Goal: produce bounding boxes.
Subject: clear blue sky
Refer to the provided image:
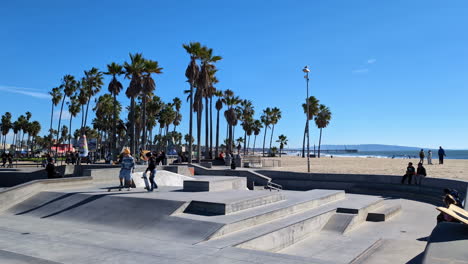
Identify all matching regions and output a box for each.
[1,0,467,149]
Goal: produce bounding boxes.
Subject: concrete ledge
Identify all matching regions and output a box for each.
[184,192,284,215]
[367,204,402,222]
[183,177,247,192]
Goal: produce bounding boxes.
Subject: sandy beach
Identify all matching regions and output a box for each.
[260,156,468,180]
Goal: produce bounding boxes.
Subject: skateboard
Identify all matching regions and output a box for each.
[107,186,130,192]
[142,172,150,191]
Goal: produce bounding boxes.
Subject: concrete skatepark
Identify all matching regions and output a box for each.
[0,164,467,263]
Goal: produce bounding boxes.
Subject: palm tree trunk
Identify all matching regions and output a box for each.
[196,109,201,163]
[68,117,73,152]
[204,97,209,159]
[49,102,54,152]
[262,127,268,157]
[130,97,135,155]
[55,96,66,156]
[112,93,117,161]
[243,130,247,155]
[142,95,147,150]
[228,125,233,154]
[188,84,193,164]
[247,135,251,154]
[215,109,220,159]
[318,128,323,158]
[253,135,257,155]
[269,124,275,151]
[209,97,213,159]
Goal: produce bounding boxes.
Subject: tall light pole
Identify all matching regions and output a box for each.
[303,66,311,173]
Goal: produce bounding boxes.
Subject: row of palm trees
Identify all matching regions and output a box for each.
[302,96,332,158]
[0,111,41,154]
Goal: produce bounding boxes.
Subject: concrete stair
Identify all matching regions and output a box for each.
[183,176,247,192]
[184,192,285,215]
[199,194,382,252]
[366,203,402,222]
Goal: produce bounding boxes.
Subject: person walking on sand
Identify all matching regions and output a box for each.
[415,162,427,185]
[145,152,158,191]
[119,148,135,191]
[438,146,446,164]
[419,149,425,164]
[427,150,433,165]
[401,162,416,185]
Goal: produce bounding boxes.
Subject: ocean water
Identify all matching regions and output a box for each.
[284,150,468,160]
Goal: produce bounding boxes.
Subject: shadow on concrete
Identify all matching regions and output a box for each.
[417,236,429,242]
[16,192,79,215]
[406,251,424,264]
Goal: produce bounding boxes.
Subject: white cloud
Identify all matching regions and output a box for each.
[367,59,377,64]
[352,68,369,74]
[0,85,50,99]
[53,110,71,121]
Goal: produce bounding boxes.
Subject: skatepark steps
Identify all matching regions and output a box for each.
[183,176,247,192]
[366,204,402,222]
[206,190,345,239]
[321,213,355,233]
[184,192,285,215]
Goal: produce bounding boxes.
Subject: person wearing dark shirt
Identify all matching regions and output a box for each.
[419,149,425,164]
[145,152,158,191]
[438,146,446,164]
[415,162,427,185]
[45,159,60,179]
[1,152,7,167]
[401,162,415,184]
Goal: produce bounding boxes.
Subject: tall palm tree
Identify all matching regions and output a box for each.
[105,62,124,160]
[261,107,272,156]
[269,107,282,151]
[223,90,239,154]
[239,100,254,155]
[124,53,145,155]
[81,68,103,132]
[29,121,41,152]
[315,104,332,158]
[183,42,202,163]
[141,59,163,149]
[24,111,32,155]
[12,121,20,153]
[56,75,78,156]
[67,95,81,151]
[146,95,163,146]
[276,134,288,157]
[172,97,182,132]
[214,91,224,158]
[1,112,12,151]
[16,115,26,152]
[302,96,320,157]
[49,87,62,152]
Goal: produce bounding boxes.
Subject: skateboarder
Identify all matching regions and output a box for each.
[145,152,158,191]
[119,148,135,191]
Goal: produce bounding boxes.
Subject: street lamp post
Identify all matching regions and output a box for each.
[303,66,311,173]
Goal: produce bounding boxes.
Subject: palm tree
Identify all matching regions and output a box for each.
[269,107,282,151]
[56,75,78,156]
[81,68,104,132]
[183,42,202,163]
[124,53,145,155]
[214,91,223,158]
[235,137,244,154]
[105,62,124,160]
[1,112,12,151]
[49,87,62,151]
[223,90,240,154]
[146,96,164,146]
[239,100,254,155]
[261,107,272,156]
[16,115,26,152]
[29,121,41,152]
[302,96,320,157]
[172,97,182,132]
[12,121,20,153]
[276,134,288,157]
[67,95,81,151]
[141,59,163,149]
[252,119,263,155]
[315,104,332,158]
[24,111,32,155]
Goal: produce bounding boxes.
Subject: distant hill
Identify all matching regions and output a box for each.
[319,144,422,151]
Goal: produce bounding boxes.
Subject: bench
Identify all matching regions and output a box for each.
[243,156,262,168]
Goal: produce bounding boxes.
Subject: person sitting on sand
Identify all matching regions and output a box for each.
[401,162,415,185]
[119,148,135,191]
[414,162,427,185]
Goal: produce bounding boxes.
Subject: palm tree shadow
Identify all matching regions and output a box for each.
[16,192,80,215]
[40,191,148,219]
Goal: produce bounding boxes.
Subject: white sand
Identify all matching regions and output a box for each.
[260,156,468,180]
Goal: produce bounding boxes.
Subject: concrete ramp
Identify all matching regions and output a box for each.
[8,191,222,243]
[132,170,195,188]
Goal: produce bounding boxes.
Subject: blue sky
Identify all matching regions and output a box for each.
[1,0,467,149]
